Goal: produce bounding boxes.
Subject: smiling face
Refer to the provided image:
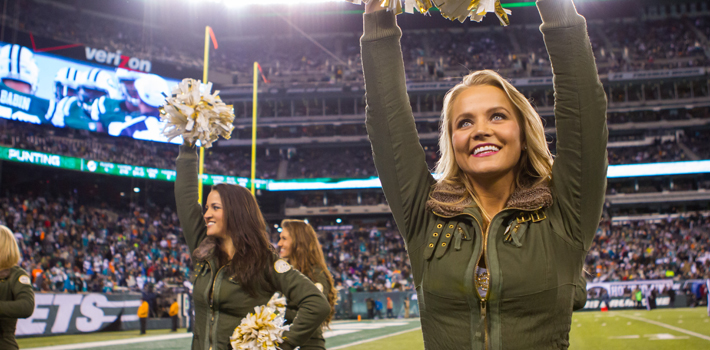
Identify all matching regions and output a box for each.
[450,85,524,183]
[277,229,293,259]
[203,191,226,238]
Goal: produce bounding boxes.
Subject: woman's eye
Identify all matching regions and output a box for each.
[458,120,472,128]
[492,113,506,121]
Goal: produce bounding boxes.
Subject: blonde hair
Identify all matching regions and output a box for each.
[0,225,20,269]
[434,70,554,224]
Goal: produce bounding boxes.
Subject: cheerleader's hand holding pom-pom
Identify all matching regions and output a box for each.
[160,78,235,148]
[229,293,290,350]
[350,0,511,26]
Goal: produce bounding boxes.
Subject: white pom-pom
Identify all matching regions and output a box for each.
[230,302,290,350]
[160,78,235,148]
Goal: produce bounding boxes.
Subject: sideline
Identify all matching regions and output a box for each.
[23,333,193,350]
[329,328,421,350]
[618,314,710,342]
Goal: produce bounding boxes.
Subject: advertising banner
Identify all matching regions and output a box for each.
[0,145,269,190]
[15,293,141,336]
[582,296,674,311]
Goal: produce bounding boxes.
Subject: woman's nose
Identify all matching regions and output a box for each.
[472,123,491,140]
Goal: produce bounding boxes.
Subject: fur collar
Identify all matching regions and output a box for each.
[426,180,553,217]
[193,237,219,262]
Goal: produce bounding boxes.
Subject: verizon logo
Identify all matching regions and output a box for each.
[85,47,152,72]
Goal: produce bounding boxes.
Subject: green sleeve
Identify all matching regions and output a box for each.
[573,274,587,311]
[314,269,332,297]
[0,269,35,318]
[538,0,608,251]
[175,144,207,253]
[284,307,297,325]
[284,268,331,324]
[273,264,330,349]
[361,10,435,247]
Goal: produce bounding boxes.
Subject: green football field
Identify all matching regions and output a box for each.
[18,308,710,350]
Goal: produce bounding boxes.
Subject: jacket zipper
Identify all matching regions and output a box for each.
[434,205,543,350]
[208,262,225,350]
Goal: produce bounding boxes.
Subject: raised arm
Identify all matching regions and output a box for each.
[175,144,207,253]
[540,0,608,250]
[274,266,330,350]
[361,6,435,245]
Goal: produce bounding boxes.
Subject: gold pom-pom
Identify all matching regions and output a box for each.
[230,294,290,350]
[345,0,511,26]
[159,78,235,148]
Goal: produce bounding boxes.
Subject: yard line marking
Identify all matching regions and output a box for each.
[23,333,193,350]
[329,328,421,350]
[618,315,710,342]
[645,333,689,340]
[609,335,639,339]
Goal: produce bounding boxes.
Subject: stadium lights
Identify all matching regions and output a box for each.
[133,187,141,193]
[222,0,340,6]
[208,0,540,8]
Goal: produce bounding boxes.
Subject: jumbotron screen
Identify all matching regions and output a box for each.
[0,42,181,143]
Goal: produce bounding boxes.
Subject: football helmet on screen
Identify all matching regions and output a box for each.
[0,44,40,94]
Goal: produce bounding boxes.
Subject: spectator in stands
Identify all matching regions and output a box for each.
[0,225,35,350]
[278,219,337,350]
[175,143,329,350]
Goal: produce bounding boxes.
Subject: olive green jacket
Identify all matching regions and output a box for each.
[0,266,35,350]
[284,267,331,349]
[361,1,607,349]
[175,145,330,350]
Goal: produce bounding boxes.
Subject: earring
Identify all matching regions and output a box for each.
[523,145,528,151]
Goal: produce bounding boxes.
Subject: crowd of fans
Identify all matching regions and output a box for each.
[3,189,708,301]
[3,118,710,179]
[0,190,410,295]
[1,192,189,296]
[586,215,710,283]
[285,192,387,208]
[14,1,710,83]
[607,140,688,165]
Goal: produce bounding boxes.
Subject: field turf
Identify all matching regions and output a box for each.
[18,308,710,350]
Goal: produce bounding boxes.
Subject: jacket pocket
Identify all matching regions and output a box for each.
[424,219,473,260]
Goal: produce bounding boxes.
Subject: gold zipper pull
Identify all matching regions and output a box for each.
[475,300,487,341]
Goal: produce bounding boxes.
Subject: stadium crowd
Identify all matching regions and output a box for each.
[15,1,710,83]
[0,192,190,295]
[3,118,709,179]
[0,190,411,295]
[586,215,710,282]
[2,189,708,301]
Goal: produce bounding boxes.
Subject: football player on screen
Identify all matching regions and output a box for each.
[50,68,119,132]
[50,66,92,130]
[0,44,55,125]
[105,74,178,143]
